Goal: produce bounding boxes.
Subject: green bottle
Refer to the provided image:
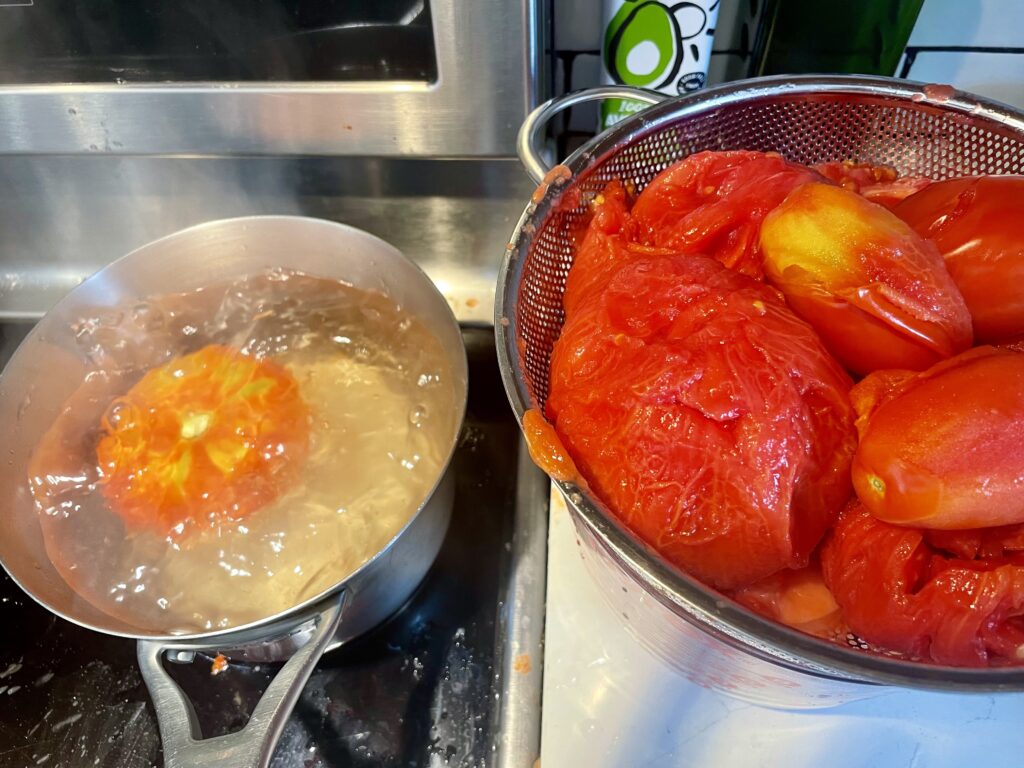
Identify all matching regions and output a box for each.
[749,0,926,76]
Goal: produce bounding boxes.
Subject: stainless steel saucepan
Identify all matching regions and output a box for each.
[0,216,468,767]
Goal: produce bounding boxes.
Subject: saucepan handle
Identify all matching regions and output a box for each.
[516,86,669,184]
[137,592,346,768]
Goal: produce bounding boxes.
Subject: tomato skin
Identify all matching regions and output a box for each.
[548,249,856,589]
[822,502,1024,666]
[895,176,1024,342]
[521,408,578,483]
[630,150,824,279]
[563,179,633,317]
[760,183,973,375]
[850,346,1024,530]
[925,523,1024,560]
[813,161,932,208]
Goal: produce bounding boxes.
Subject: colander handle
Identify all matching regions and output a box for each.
[517,86,668,183]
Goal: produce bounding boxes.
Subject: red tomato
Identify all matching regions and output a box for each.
[1001,338,1024,355]
[822,502,1024,666]
[895,176,1024,342]
[850,346,1024,530]
[94,345,309,536]
[760,182,973,375]
[732,562,845,638]
[813,161,932,208]
[547,248,856,589]
[562,179,676,316]
[630,150,824,279]
[925,524,1024,561]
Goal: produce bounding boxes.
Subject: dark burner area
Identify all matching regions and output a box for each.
[0,326,519,768]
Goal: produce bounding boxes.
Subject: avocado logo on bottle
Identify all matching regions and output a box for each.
[601,0,717,129]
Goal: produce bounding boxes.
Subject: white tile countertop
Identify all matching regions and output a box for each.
[541,487,1024,768]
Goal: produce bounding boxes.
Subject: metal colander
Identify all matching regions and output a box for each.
[496,75,1024,693]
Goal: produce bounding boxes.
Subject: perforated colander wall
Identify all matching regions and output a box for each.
[501,81,1024,680]
[515,91,1024,405]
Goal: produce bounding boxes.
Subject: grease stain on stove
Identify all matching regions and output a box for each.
[17,661,159,768]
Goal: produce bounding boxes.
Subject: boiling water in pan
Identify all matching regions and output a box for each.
[28,269,459,634]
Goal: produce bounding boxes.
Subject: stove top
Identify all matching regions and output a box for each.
[0,325,543,768]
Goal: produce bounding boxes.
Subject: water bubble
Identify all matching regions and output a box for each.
[408,404,428,427]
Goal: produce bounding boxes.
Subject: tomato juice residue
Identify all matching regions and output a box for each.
[531,164,573,204]
[513,653,533,674]
[733,565,844,639]
[557,184,583,212]
[522,408,577,483]
[923,83,955,102]
[210,654,228,675]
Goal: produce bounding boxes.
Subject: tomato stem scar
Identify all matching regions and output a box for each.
[868,475,886,496]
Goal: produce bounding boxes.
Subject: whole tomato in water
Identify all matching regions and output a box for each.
[822,502,1024,666]
[759,182,973,375]
[850,346,1024,530]
[630,150,824,279]
[895,175,1024,342]
[33,345,310,538]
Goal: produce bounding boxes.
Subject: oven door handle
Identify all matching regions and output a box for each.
[137,591,346,768]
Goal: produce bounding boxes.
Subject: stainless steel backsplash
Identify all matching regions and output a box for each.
[0,156,534,323]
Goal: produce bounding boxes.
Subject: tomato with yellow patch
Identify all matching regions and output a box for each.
[96,344,309,536]
[760,182,973,375]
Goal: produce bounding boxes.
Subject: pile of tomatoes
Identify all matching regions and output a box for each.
[545,150,1024,667]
